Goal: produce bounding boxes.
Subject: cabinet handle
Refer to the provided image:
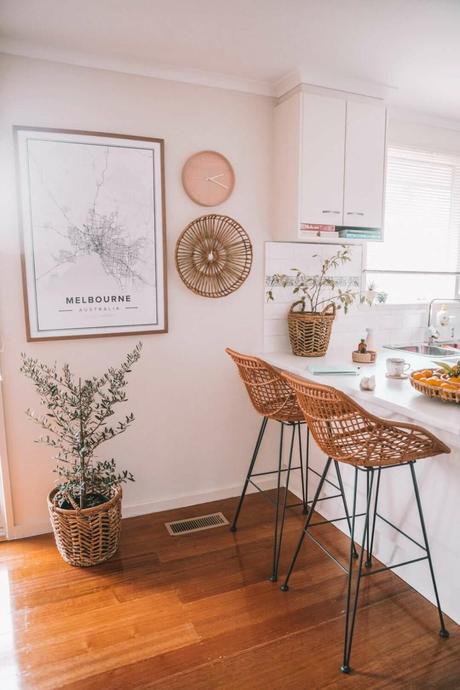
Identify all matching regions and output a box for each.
[322,210,341,214]
[346,212,365,216]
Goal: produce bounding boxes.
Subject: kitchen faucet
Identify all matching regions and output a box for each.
[427,298,460,343]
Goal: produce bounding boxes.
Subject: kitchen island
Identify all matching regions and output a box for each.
[262,348,460,625]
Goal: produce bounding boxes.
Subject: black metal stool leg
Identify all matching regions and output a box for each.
[230,416,268,532]
[271,423,296,582]
[334,460,358,559]
[297,424,310,514]
[409,462,449,639]
[270,422,285,581]
[341,468,375,674]
[281,457,332,592]
[365,466,381,568]
[297,423,305,511]
[365,471,371,561]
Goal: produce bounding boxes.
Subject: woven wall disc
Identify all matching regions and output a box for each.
[175,214,253,298]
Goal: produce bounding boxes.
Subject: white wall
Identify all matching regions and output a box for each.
[0,54,277,538]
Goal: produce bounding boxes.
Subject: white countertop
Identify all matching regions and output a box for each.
[261,348,460,439]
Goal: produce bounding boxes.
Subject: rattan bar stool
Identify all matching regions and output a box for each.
[226,348,356,582]
[279,372,451,674]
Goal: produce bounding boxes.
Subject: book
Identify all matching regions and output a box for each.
[339,233,380,240]
[339,227,382,239]
[300,223,336,232]
[307,363,360,375]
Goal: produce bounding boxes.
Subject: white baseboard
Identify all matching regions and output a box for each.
[6,477,277,540]
[122,476,276,518]
[9,521,53,539]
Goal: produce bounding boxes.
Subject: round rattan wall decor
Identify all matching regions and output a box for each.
[175,214,252,298]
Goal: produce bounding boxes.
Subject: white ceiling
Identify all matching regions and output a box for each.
[1,0,460,121]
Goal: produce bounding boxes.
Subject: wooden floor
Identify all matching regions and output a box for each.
[1,491,459,689]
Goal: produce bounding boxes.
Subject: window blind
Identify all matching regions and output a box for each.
[366,146,460,275]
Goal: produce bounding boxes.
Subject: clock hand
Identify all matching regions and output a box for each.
[205,173,225,181]
[206,177,229,190]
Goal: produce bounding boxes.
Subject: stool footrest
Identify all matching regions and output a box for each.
[361,555,428,577]
[376,512,427,552]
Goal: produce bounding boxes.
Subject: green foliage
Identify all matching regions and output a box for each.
[20,343,142,509]
[434,360,460,377]
[266,246,369,314]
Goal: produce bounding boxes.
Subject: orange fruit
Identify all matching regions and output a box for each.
[425,377,443,387]
[420,369,433,378]
[441,383,458,391]
[412,369,431,381]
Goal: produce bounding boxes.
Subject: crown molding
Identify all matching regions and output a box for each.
[0,38,274,97]
[273,68,397,100]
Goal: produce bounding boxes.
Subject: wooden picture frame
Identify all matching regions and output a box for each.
[14,126,168,341]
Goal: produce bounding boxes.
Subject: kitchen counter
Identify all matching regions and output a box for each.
[262,348,460,442]
[259,347,460,625]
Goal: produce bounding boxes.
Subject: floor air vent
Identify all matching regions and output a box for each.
[165,512,229,536]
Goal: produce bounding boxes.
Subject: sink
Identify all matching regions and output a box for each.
[383,343,460,358]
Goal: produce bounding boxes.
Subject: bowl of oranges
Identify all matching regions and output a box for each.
[410,361,460,403]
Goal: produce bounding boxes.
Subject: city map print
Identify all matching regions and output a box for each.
[17,129,166,339]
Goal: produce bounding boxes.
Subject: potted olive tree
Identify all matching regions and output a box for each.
[266,247,366,357]
[20,342,142,567]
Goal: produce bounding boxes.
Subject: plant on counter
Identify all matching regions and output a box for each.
[265,247,370,357]
[366,280,388,305]
[266,246,367,314]
[20,343,142,567]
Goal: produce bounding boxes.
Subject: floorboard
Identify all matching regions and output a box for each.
[0,491,458,689]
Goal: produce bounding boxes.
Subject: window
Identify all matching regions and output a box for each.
[366,146,460,303]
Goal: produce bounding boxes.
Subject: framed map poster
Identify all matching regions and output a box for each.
[15,127,167,340]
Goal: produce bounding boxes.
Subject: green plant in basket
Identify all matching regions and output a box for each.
[266,246,369,314]
[20,342,142,510]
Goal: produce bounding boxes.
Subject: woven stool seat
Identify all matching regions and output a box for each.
[283,375,449,467]
[225,349,304,422]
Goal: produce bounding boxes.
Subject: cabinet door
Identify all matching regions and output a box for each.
[300,94,346,226]
[344,101,386,228]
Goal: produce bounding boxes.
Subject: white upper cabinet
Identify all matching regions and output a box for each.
[273,88,387,241]
[300,94,346,225]
[343,101,386,228]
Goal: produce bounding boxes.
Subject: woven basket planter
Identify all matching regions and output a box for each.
[47,487,122,567]
[287,302,336,357]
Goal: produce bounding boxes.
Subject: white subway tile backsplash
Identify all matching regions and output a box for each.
[264,301,291,319]
[264,335,290,353]
[264,286,293,305]
[264,319,289,337]
[405,312,426,328]
[265,258,300,277]
[265,242,296,260]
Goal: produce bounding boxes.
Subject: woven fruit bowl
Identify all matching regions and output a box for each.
[410,366,460,404]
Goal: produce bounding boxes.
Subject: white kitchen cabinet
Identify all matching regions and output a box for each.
[273,87,386,240]
[343,100,386,228]
[300,94,346,225]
